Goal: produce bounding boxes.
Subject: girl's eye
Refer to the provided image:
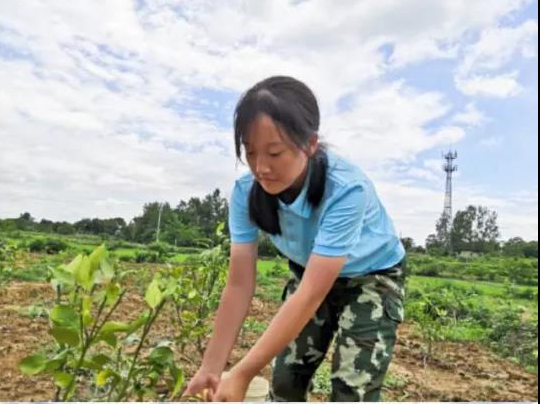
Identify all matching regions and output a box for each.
[270,152,283,157]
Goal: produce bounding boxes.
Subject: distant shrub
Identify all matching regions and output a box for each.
[175,247,203,255]
[488,307,538,369]
[418,263,440,277]
[28,238,68,254]
[148,242,174,256]
[118,254,135,263]
[135,250,164,264]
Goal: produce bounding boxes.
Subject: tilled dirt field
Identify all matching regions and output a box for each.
[0,281,538,402]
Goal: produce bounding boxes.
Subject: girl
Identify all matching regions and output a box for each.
[182,76,406,402]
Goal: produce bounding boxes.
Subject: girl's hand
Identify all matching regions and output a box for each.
[182,368,220,400]
[212,369,251,402]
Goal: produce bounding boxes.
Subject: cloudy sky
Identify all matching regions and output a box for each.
[0,0,538,245]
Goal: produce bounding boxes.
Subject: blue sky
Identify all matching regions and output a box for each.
[0,0,537,245]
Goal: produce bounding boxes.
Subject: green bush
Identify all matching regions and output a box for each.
[135,251,164,264]
[418,263,440,277]
[408,253,538,286]
[118,254,135,263]
[488,306,538,370]
[175,246,203,254]
[148,242,174,257]
[28,238,68,254]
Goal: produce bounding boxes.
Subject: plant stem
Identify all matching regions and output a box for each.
[114,300,166,402]
[60,290,126,401]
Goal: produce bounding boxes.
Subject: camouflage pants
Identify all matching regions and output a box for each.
[269,260,405,402]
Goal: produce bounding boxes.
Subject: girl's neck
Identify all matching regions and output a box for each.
[278,161,309,205]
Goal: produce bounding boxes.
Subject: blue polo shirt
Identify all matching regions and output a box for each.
[228,150,405,277]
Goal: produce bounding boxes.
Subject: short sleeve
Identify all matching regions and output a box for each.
[228,180,259,244]
[312,184,367,257]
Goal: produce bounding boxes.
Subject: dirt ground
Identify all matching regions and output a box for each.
[0,281,538,402]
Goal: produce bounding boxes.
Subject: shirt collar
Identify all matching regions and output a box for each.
[278,162,313,219]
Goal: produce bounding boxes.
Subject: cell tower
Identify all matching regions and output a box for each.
[443,151,458,222]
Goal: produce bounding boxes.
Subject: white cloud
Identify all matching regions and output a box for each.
[452,103,489,126]
[456,19,538,97]
[322,81,463,169]
[456,71,524,98]
[0,0,537,245]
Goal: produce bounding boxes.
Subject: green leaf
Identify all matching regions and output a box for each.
[19,354,47,375]
[75,256,93,291]
[96,369,112,387]
[148,346,174,366]
[91,354,111,368]
[44,358,64,372]
[50,305,79,328]
[101,321,130,334]
[105,283,121,307]
[53,371,73,389]
[145,279,163,309]
[50,326,80,347]
[96,332,117,348]
[51,267,75,285]
[82,296,94,327]
[169,365,185,399]
[216,221,225,237]
[163,282,177,298]
[188,290,198,300]
[100,259,115,282]
[89,245,107,271]
[64,254,83,274]
[127,312,149,335]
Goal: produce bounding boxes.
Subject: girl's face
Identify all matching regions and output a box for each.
[243,114,318,195]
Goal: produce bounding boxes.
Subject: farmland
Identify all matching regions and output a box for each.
[0,231,538,402]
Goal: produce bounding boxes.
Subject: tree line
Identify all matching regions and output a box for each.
[1,198,537,258]
[0,189,229,247]
[401,205,538,258]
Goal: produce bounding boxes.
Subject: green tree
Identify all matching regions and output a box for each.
[503,237,528,257]
[524,241,539,258]
[400,237,415,252]
[426,234,445,256]
[16,212,36,231]
[451,206,500,254]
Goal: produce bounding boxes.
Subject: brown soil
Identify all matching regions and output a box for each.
[0,281,538,402]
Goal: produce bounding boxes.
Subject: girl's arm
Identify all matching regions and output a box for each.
[231,253,346,380]
[200,243,258,374]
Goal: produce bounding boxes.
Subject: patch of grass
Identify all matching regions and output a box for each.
[242,318,267,334]
[11,263,49,282]
[17,303,50,319]
[168,253,192,264]
[256,259,290,302]
[408,276,538,316]
[311,361,332,397]
[381,371,412,402]
[440,323,488,342]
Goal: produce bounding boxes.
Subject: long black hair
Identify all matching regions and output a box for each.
[234,76,328,235]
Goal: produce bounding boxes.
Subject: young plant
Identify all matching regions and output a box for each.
[167,223,228,358]
[0,238,15,290]
[408,297,447,366]
[18,245,184,402]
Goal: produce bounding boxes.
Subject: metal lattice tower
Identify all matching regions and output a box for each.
[443,151,458,222]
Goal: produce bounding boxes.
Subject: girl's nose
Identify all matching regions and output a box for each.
[256,157,271,175]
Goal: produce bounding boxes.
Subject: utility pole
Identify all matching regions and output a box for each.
[442,151,458,252]
[156,203,165,243]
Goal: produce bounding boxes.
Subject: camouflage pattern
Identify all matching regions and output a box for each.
[269,261,405,402]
